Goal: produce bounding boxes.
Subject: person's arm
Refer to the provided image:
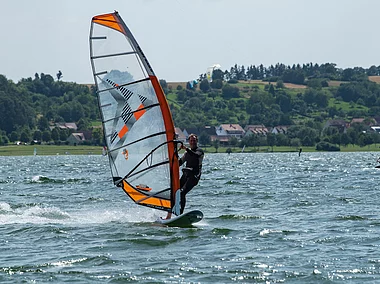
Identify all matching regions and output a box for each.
[178,146,187,166]
[185,147,203,157]
[179,155,185,166]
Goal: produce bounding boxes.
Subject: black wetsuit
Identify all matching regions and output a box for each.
[178,146,204,214]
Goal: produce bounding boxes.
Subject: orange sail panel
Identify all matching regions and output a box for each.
[133,104,146,120]
[118,125,129,139]
[89,11,180,214]
[122,181,171,210]
[92,13,125,34]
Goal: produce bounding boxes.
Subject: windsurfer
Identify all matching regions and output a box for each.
[165,134,204,219]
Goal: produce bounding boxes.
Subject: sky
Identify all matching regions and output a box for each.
[1,0,379,84]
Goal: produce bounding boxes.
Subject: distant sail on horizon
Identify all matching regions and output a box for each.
[89,11,181,214]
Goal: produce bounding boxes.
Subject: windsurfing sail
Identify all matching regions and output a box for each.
[89,11,181,214]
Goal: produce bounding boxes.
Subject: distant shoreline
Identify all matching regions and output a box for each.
[0,145,103,156]
[0,144,380,156]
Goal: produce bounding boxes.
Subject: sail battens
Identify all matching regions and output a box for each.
[90,11,180,213]
[126,160,170,180]
[123,131,167,148]
[106,131,167,155]
[102,103,160,124]
[94,71,108,76]
[97,77,150,94]
[90,36,107,40]
[135,187,171,204]
[116,77,151,88]
[100,103,112,108]
[91,51,136,60]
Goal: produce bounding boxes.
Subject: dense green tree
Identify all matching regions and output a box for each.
[77,118,91,131]
[282,69,305,84]
[199,132,210,146]
[202,99,214,112]
[199,79,210,93]
[0,93,35,134]
[222,84,240,99]
[51,128,60,142]
[9,131,19,142]
[211,69,224,81]
[71,102,85,121]
[216,109,233,122]
[228,136,238,147]
[316,141,340,151]
[357,135,366,147]
[177,89,186,102]
[183,97,202,112]
[38,116,49,131]
[210,79,223,89]
[91,128,103,145]
[276,80,284,89]
[336,83,360,102]
[2,135,9,145]
[340,133,350,147]
[268,84,275,95]
[59,128,69,141]
[267,133,276,151]
[301,135,313,146]
[346,128,359,146]
[307,79,323,89]
[20,130,31,143]
[33,130,42,141]
[57,103,71,122]
[159,79,168,93]
[276,93,291,113]
[314,91,329,108]
[290,138,301,148]
[42,130,51,142]
[213,139,220,153]
[330,133,341,145]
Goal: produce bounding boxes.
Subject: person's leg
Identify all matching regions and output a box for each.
[180,177,198,214]
[165,174,187,219]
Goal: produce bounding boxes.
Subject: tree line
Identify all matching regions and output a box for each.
[1,61,380,149]
[165,62,380,150]
[209,62,379,83]
[0,73,99,145]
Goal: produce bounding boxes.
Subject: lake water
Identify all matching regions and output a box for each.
[1,152,380,283]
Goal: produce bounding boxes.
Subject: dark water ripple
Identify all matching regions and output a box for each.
[1,153,380,282]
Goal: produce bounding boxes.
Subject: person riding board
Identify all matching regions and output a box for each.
[165,133,204,219]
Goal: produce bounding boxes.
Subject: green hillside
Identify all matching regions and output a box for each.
[1,62,380,150]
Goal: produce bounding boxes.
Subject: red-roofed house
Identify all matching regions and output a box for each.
[54,122,78,131]
[216,124,245,138]
[244,124,269,136]
[67,133,86,146]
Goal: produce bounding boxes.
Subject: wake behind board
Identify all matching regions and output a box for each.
[156,210,203,227]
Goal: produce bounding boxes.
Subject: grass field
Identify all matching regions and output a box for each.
[206,144,380,153]
[0,145,103,156]
[1,144,380,156]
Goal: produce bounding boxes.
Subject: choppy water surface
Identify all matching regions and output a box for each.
[1,152,380,283]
